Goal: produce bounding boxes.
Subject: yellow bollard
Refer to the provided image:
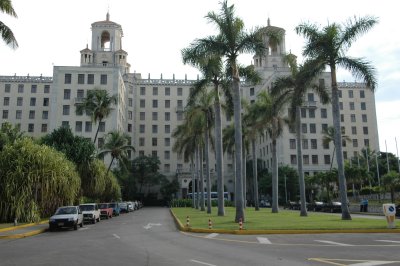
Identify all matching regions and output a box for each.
[208,218,212,229]
[186,216,190,227]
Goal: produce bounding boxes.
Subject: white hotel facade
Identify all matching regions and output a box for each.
[0,14,379,198]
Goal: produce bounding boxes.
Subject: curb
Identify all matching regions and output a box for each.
[0,228,47,239]
[169,209,400,235]
[0,220,48,233]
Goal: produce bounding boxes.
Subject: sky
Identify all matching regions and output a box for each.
[1,0,400,155]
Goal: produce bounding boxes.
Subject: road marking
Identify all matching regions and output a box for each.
[112,234,120,239]
[376,240,400,244]
[143,223,162,230]
[257,237,272,244]
[79,227,89,231]
[205,233,219,239]
[309,258,399,266]
[190,259,217,266]
[315,240,353,246]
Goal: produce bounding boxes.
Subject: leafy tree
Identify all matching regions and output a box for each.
[296,15,378,220]
[131,155,161,194]
[76,89,117,144]
[0,121,24,151]
[160,178,180,203]
[382,171,400,203]
[0,0,18,48]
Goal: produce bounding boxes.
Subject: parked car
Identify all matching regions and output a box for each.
[396,204,400,218]
[98,203,113,219]
[108,202,120,216]
[49,206,83,231]
[259,200,271,208]
[79,203,101,224]
[324,201,342,213]
[308,201,325,212]
[127,202,134,212]
[119,202,128,213]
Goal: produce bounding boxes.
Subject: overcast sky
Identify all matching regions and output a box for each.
[1,0,399,155]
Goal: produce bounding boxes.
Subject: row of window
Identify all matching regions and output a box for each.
[3,84,50,94]
[64,73,107,85]
[338,89,365,99]
[3,97,49,107]
[140,86,184,97]
[139,137,171,147]
[3,110,49,120]
[139,112,183,121]
[339,102,367,111]
[139,124,171,134]
[289,137,370,150]
[139,99,183,109]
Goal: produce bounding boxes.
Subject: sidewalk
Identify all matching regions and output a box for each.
[0,221,48,239]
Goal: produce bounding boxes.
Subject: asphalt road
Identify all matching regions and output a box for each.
[1,207,400,266]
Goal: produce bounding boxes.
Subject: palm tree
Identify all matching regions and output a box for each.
[0,0,18,49]
[76,89,117,144]
[322,126,351,171]
[98,131,134,175]
[271,54,330,216]
[187,0,280,222]
[296,16,378,220]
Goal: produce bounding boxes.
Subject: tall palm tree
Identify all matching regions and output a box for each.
[98,131,134,175]
[0,0,18,49]
[296,16,378,220]
[271,54,330,216]
[186,0,280,222]
[76,89,117,144]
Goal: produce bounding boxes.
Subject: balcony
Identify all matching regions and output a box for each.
[304,101,317,108]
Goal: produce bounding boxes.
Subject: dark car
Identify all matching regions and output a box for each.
[396,205,400,217]
[308,201,325,212]
[324,201,342,213]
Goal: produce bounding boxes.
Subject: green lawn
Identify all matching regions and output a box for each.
[172,207,390,230]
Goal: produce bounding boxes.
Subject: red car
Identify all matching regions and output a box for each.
[98,203,113,219]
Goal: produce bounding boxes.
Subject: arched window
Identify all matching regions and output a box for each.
[101,31,110,51]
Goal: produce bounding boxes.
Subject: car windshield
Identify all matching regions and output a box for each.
[79,205,94,211]
[109,203,116,208]
[120,203,127,207]
[55,207,77,215]
[99,204,108,209]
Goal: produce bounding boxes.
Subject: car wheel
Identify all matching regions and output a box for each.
[97,217,100,222]
[80,221,83,228]
[74,222,78,230]
[92,218,96,224]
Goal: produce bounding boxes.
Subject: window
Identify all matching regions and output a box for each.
[341,126,345,134]
[349,102,355,110]
[321,108,327,119]
[342,139,347,147]
[341,114,344,122]
[165,138,170,147]
[351,114,356,122]
[87,74,94,84]
[301,123,307,133]
[140,87,146,95]
[312,155,318,164]
[75,121,82,132]
[43,98,49,106]
[41,124,47,133]
[64,74,72,84]
[360,90,365,98]
[311,139,317,149]
[139,150,145,156]
[78,74,85,84]
[290,155,297,165]
[307,93,314,102]
[30,97,36,106]
[303,155,309,165]
[139,124,145,133]
[16,110,22,119]
[339,102,343,110]
[139,137,145,146]
[348,90,354,98]
[5,84,11,93]
[361,102,366,110]
[128,124,132,132]
[128,111,133,120]
[28,124,34,133]
[17,97,23,106]
[322,123,328,133]
[302,139,308,149]
[64,89,71,100]
[165,87,170,96]
[310,123,316,133]
[289,139,296,149]
[153,87,158,96]
[301,108,306,118]
[309,109,315,118]
[362,114,368,122]
[324,155,330,165]
[343,151,347,160]
[165,125,170,134]
[3,97,9,106]
[165,100,170,108]
[177,112,183,121]
[152,112,158,121]
[85,122,92,132]
[18,84,24,93]
[323,140,329,149]
[364,139,370,147]
[363,127,369,135]
[128,98,133,107]
[152,100,158,108]
[164,151,170,160]
[42,111,48,119]
[31,84,37,93]
[177,87,183,96]
[99,122,105,132]
[164,164,170,172]
[140,112,145,120]
[62,121,69,128]
[152,138,158,146]
[352,139,358,147]
[2,110,8,119]
[63,105,70,115]
[351,126,357,134]
[29,110,35,119]
[98,138,104,149]
[165,112,170,121]
[250,87,255,96]
[100,74,107,85]
[140,99,145,108]
[44,85,50,93]
[152,125,158,134]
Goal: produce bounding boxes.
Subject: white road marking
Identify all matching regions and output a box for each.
[79,227,89,231]
[376,240,400,244]
[348,261,397,266]
[257,237,272,244]
[315,240,353,246]
[143,223,162,229]
[190,259,217,266]
[112,234,120,239]
[205,233,219,239]
[309,258,399,265]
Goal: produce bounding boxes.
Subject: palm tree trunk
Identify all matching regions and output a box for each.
[106,157,114,175]
[214,100,225,216]
[242,148,247,208]
[205,128,212,214]
[195,148,200,209]
[252,139,259,211]
[271,138,279,213]
[199,144,205,211]
[191,158,196,208]
[331,69,351,220]
[233,75,244,223]
[330,146,336,171]
[296,107,307,216]
[94,119,102,144]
